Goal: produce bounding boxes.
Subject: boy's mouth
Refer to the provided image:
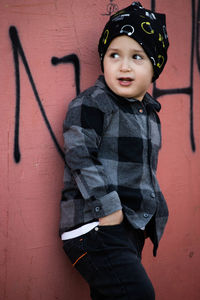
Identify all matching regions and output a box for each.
[118,77,134,86]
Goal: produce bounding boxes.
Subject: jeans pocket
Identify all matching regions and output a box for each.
[63,235,98,284]
[63,237,87,266]
[97,222,132,250]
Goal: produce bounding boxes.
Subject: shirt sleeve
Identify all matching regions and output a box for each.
[63,95,122,219]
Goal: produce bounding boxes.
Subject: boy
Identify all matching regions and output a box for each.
[60,2,169,299]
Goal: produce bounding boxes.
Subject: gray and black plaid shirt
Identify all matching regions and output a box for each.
[60,75,168,255]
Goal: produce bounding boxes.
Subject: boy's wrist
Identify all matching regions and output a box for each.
[99,209,123,226]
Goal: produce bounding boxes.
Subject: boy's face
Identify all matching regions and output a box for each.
[103,35,153,101]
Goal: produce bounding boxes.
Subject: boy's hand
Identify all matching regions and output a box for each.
[99,209,123,226]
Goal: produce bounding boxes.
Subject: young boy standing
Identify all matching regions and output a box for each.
[60,2,169,299]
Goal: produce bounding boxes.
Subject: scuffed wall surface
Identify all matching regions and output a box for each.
[0,0,200,299]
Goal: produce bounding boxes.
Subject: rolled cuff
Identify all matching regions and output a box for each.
[91,191,122,218]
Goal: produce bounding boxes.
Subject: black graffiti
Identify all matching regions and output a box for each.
[51,55,80,96]
[102,0,118,16]
[9,26,80,163]
[197,0,200,73]
[152,0,199,152]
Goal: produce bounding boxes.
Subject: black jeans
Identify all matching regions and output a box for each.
[63,221,155,300]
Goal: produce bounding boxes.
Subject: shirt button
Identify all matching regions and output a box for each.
[139,108,143,113]
[95,227,99,231]
[151,192,155,198]
[143,213,149,218]
[94,206,101,213]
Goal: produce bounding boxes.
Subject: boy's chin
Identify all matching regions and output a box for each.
[115,91,143,101]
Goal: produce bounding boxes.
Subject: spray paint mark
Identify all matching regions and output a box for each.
[189,251,194,258]
[196,0,200,74]
[9,26,80,163]
[152,0,198,152]
[51,54,80,96]
[102,0,119,16]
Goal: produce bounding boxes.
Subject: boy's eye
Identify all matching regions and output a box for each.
[133,54,143,60]
[110,53,119,58]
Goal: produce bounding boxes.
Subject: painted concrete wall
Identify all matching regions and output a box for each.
[0,0,200,299]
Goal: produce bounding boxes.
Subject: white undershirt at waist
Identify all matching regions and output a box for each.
[61,221,99,240]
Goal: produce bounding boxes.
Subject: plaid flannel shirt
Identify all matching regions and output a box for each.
[60,75,168,255]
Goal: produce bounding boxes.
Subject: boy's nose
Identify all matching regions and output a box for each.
[120,59,131,72]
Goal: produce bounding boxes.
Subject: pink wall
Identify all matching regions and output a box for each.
[1,0,200,299]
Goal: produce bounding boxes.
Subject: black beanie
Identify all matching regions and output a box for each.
[98,2,169,81]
